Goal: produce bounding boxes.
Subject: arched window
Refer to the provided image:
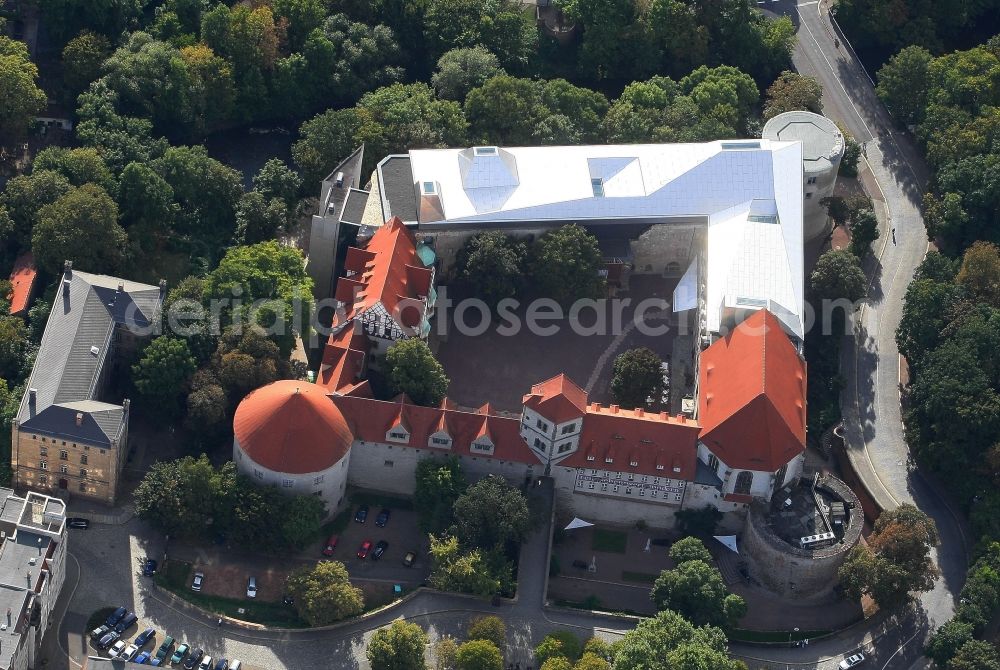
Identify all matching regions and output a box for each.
[734,471,753,495]
[708,454,720,473]
[773,464,788,493]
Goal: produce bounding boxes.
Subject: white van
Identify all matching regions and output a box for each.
[229,662,242,670]
[199,655,213,670]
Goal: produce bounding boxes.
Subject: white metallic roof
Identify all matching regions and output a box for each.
[406,140,804,338]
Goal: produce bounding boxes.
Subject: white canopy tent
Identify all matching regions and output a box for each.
[564,518,595,531]
[714,535,739,554]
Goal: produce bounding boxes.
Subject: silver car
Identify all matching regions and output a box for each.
[839,653,865,669]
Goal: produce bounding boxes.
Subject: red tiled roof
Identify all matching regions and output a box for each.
[318,325,370,394]
[234,380,353,474]
[723,493,753,504]
[8,252,36,316]
[698,310,806,473]
[334,216,432,331]
[331,394,540,465]
[561,404,701,479]
[522,374,588,424]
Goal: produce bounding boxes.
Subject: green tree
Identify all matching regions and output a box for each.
[839,127,862,178]
[367,619,428,670]
[0,315,32,384]
[809,249,867,303]
[536,632,581,663]
[610,347,665,410]
[292,107,367,186]
[613,609,743,670]
[1,170,72,249]
[949,640,1000,670]
[286,560,364,625]
[895,278,961,369]
[272,0,326,52]
[179,43,237,136]
[432,47,504,101]
[254,159,302,211]
[280,494,327,547]
[0,36,48,143]
[151,145,243,243]
[234,191,287,245]
[876,45,933,126]
[763,71,823,119]
[414,456,467,534]
[467,616,506,651]
[428,534,501,596]
[133,455,221,536]
[75,80,169,173]
[32,147,115,191]
[116,162,178,246]
[849,208,880,258]
[434,638,458,670]
[132,336,197,419]
[384,338,449,407]
[675,506,723,538]
[62,30,112,96]
[574,653,611,670]
[651,560,746,627]
[213,327,291,402]
[310,14,405,107]
[454,640,503,670]
[669,537,713,565]
[925,619,975,667]
[0,379,20,484]
[453,231,526,305]
[528,225,604,306]
[453,476,530,549]
[957,241,1000,305]
[186,371,229,437]
[423,0,536,71]
[356,82,468,160]
[839,504,939,611]
[557,0,636,80]
[32,183,127,275]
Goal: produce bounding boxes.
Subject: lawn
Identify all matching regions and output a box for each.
[621,571,659,584]
[591,529,628,554]
[154,559,306,628]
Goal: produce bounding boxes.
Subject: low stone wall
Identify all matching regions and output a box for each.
[741,475,862,597]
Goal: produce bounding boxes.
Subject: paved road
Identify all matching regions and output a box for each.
[735,0,969,667]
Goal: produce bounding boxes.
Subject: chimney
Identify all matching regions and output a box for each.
[610,405,619,414]
[635,408,644,417]
[63,260,72,278]
[122,399,130,415]
[28,389,36,404]
[75,412,83,427]
[660,411,669,420]
[159,279,167,294]
[676,413,685,423]
[590,402,600,411]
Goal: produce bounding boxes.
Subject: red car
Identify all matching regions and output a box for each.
[322,535,339,557]
[357,540,373,559]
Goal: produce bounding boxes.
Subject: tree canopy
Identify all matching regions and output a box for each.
[528,225,604,306]
[809,249,868,303]
[0,36,47,143]
[384,338,450,407]
[367,620,428,670]
[610,347,665,410]
[286,560,364,625]
[32,183,127,274]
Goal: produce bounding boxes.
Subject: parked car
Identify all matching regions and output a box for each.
[121,644,140,661]
[246,577,257,599]
[142,558,158,576]
[171,643,190,664]
[66,517,90,529]
[199,655,214,670]
[191,572,204,592]
[354,505,369,523]
[104,607,127,628]
[135,651,152,664]
[134,627,155,648]
[155,635,175,660]
[114,612,137,634]
[839,653,865,669]
[402,551,416,567]
[214,659,229,670]
[110,640,127,657]
[374,508,390,527]
[151,658,164,666]
[322,535,339,556]
[229,661,241,670]
[357,540,373,559]
[183,648,204,670]
[90,624,110,640]
[97,630,120,650]
[372,540,388,560]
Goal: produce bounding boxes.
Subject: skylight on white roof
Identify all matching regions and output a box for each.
[720,141,761,150]
[591,178,605,197]
[473,146,498,156]
[421,181,437,195]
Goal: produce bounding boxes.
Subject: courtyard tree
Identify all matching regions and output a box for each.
[675,505,723,538]
[809,249,867,303]
[367,619,428,670]
[0,314,32,384]
[468,616,506,650]
[414,456,467,534]
[453,475,530,550]
[839,125,862,177]
[384,338,449,407]
[610,347,665,410]
[32,183,127,275]
[428,534,500,596]
[233,191,287,245]
[131,336,197,420]
[613,609,744,670]
[453,231,526,305]
[528,225,605,306]
[651,559,747,627]
[286,560,364,625]
[133,454,221,536]
[253,158,302,211]
[839,503,939,611]
[454,639,503,670]
[669,536,713,565]
[762,70,823,120]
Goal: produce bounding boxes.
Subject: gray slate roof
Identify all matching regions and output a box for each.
[320,145,365,218]
[378,155,417,222]
[17,269,163,447]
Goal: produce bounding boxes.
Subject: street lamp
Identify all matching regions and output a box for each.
[787,627,800,670]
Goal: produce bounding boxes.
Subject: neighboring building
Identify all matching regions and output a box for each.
[11,262,165,504]
[6,253,36,317]
[234,309,806,528]
[315,141,805,343]
[762,111,845,241]
[330,216,436,359]
[307,145,366,301]
[0,490,68,670]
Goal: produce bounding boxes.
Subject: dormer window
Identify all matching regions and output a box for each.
[430,436,451,447]
[421,181,437,195]
[387,428,408,443]
[586,455,595,461]
[473,146,498,156]
[472,442,492,452]
[605,457,613,464]
[655,464,664,470]
[591,177,605,197]
[629,460,638,467]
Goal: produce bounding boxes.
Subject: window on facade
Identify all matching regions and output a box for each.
[588,482,595,490]
[314,475,324,485]
[734,471,753,495]
[560,423,576,435]
[626,488,633,495]
[805,192,813,199]
[533,438,543,449]
[80,469,87,478]
[60,465,68,474]
[39,461,47,470]
[282,479,294,488]
[655,464,664,470]
[807,176,817,184]
[60,451,68,460]
[557,443,572,454]
[472,442,491,452]
[39,447,47,456]
[613,485,619,493]
[674,493,682,501]
[601,483,608,491]
[432,437,450,446]
[39,475,47,484]
[628,473,634,481]
[651,490,658,498]
[384,460,394,467]
[389,431,407,441]
[80,454,87,465]
[254,469,263,479]
[639,489,645,496]
[773,464,788,493]
[536,419,548,432]
[708,454,720,473]
[79,482,86,492]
